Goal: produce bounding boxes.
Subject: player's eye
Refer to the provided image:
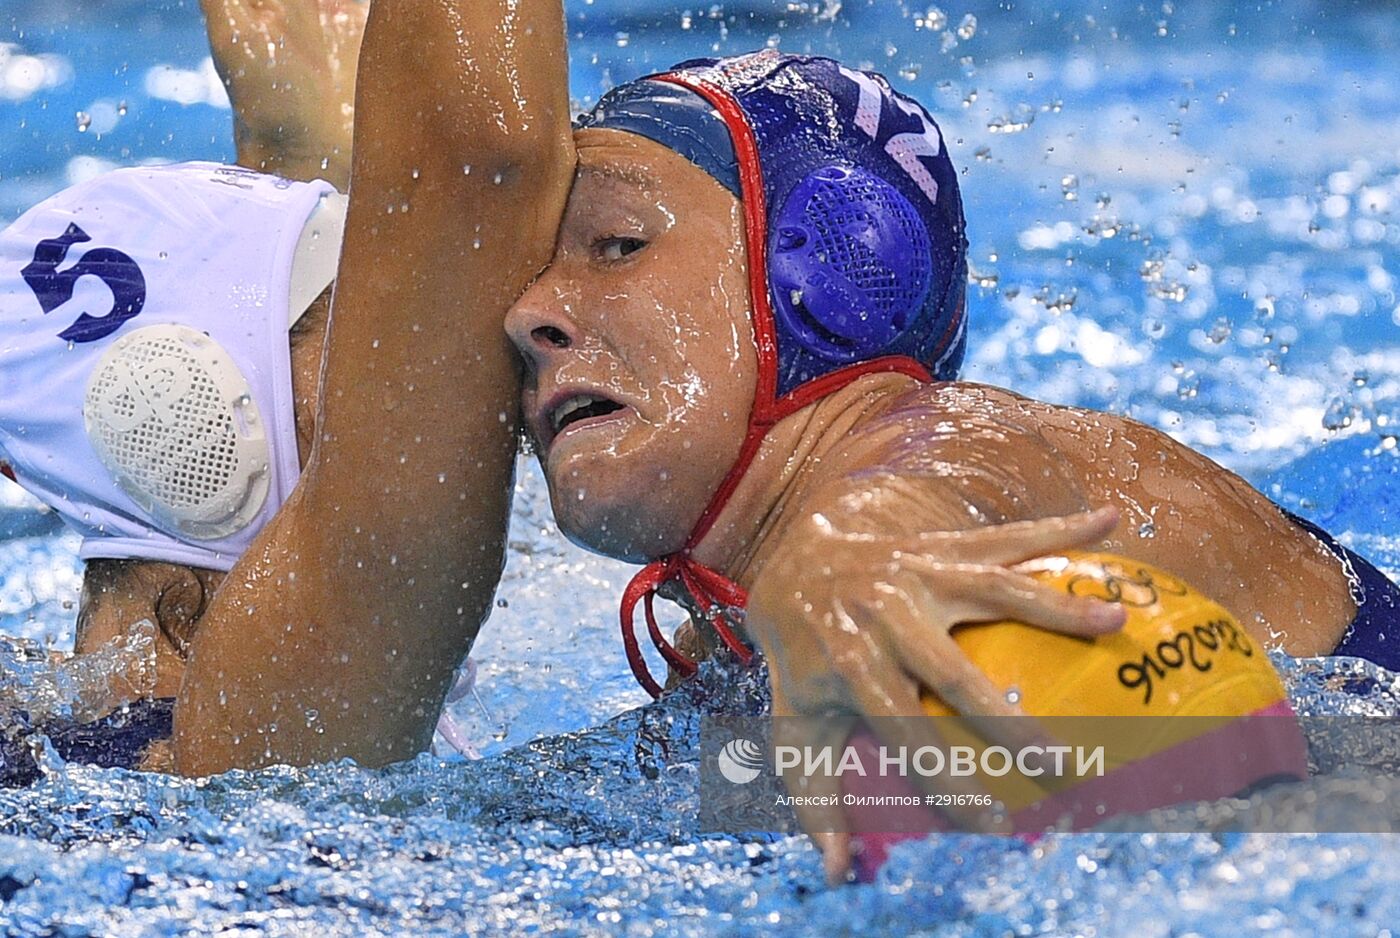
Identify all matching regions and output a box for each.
[596,236,648,262]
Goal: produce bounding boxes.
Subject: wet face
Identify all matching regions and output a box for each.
[505,128,757,562]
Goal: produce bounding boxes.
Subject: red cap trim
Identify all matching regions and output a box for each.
[617,71,937,697]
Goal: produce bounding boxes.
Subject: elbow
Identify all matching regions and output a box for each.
[492,156,574,205]
[456,121,575,197]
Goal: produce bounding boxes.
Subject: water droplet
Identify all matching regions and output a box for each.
[987,103,1035,134]
[1323,396,1356,431]
[956,13,977,39]
[75,111,91,132]
[968,263,999,289]
[917,6,947,30]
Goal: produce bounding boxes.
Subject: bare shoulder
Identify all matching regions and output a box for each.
[881,380,1186,446]
[871,380,1235,486]
[859,379,1283,534]
[845,380,1356,652]
[797,380,1092,533]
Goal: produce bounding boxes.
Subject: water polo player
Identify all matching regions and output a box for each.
[1,0,1394,881]
[1,0,1122,781]
[0,0,366,773]
[503,50,1400,876]
[0,0,531,774]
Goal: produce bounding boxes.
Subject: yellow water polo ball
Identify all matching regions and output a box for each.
[923,551,1288,722]
[844,551,1308,880]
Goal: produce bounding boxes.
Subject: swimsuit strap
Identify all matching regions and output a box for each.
[1283,507,1400,670]
[620,554,753,699]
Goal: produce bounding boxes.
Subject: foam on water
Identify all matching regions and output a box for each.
[1,0,1399,933]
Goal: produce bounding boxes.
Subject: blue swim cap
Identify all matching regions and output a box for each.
[580,50,968,398]
[591,52,970,697]
[576,79,742,198]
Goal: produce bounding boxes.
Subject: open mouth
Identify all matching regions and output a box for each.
[549,394,626,437]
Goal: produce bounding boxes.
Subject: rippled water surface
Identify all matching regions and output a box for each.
[1,0,1399,934]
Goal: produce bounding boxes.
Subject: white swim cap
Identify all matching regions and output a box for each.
[0,162,342,571]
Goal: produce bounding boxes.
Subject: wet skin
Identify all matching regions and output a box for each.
[507,127,757,563]
[170,0,579,774]
[505,127,1357,662]
[72,0,360,707]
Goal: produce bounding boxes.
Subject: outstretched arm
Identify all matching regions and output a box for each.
[66,1,366,712]
[173,0,575,774]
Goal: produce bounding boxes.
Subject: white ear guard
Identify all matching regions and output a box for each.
[83,323,272,541]
[0,162,344,568]
[81,187,346,542]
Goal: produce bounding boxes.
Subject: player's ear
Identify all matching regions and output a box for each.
[151,564,220,659]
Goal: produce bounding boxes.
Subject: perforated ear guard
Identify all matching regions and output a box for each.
[768,164,934,362]
[636,52,967,396]
[83,324,272,541]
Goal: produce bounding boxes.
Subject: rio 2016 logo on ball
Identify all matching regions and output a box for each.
[717,738,765,784]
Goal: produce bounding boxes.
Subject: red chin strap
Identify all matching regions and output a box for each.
[617,72,934,698]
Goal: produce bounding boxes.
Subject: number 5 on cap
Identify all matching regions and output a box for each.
[21,223,146,344]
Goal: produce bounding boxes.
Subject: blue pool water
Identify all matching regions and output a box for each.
[1,0,1399,933]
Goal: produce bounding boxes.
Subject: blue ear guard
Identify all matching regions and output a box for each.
[581,51,967,398]
[769,164,934,362]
